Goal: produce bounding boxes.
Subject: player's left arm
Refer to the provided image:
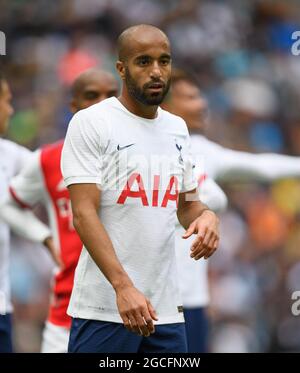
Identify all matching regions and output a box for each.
[177,188,220,260]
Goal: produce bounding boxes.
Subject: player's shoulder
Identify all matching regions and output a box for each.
[69,99,116,138]
[75,97,116,121]
[16,149,42,177]
[190,134,208,146]
[0,139,34,177]
[160,108,189,134]
[190,134,221,153]
[40,139,64,167]
[0,138,23,153]
[0,138,30,158]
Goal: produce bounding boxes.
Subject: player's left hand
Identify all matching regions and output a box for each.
[182,210,219,260]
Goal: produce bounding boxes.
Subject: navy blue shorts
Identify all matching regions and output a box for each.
[68,318,187,353]
[0,313,13,353]
[183,307,209,353]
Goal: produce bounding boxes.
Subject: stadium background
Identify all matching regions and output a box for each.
[1,0,300,352]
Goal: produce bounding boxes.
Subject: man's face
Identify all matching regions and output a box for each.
[167,80,208,132]
[0,80,14,135]
[71,77,118,112]
[121,38,172,106]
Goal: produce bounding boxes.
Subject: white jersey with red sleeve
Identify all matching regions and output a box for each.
[0,139,32,315]
[9,140,82,328]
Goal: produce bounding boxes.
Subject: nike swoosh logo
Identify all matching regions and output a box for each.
[117,143,135,151]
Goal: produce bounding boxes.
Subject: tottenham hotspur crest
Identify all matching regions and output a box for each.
[175,139,184,164]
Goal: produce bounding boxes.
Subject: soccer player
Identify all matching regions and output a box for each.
[61,24,220,353]
[0,69,118,352]
[0,73,33,352]
[162,68,300,352]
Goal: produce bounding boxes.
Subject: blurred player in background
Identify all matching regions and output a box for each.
[0,69,118,352]
[0,73,33,352]
[163,68,300,353]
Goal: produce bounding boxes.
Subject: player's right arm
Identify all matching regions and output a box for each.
[62,110,157,337]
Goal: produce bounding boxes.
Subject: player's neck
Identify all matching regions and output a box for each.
[118,88,158,120]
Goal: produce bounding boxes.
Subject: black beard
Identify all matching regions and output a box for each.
[125,68,170,106]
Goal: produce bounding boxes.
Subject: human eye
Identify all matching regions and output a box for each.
[160,55,171,66]
[84,91,100,100]
[137,56,150,66]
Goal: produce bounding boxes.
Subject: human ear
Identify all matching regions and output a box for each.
[116,60,126,80]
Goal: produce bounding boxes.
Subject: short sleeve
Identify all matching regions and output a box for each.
[9,150,45,208]
[181,133,198,193]
[61,110,104,187]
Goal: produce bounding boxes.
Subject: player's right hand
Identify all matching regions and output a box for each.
[115,285,158,337]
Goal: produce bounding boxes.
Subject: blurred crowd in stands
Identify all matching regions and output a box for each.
[1,0,300,352]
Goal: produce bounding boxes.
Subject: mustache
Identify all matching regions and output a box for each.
[143,80,166,89]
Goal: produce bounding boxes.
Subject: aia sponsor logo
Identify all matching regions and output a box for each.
[117,173,179,207]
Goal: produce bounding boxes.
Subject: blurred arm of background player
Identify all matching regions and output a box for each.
[0,150,62,268]
[197,176,228,213]
[199,138,300,183]
[163,70,300,183]
[0,199,55,253]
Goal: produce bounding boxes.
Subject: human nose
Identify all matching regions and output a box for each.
[150,61,162,80]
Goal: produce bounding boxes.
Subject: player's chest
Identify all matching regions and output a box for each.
[104,125,187,175]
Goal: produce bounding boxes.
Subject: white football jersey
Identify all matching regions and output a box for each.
[62,97,198,324]
[0,139,31,314]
